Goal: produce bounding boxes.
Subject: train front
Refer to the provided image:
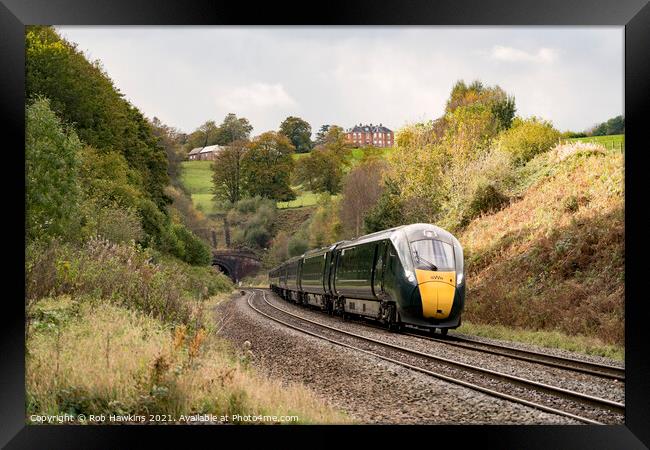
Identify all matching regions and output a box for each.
[401,224,466,330]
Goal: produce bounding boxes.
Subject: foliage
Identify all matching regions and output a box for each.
[26,298,348,423]
[313,124,331,146]
[339,159,387,238]
[212,139,248,204]
[186,120,220,150]
[151,117,186,181]
[279,116,313,153]
[496,116,561,164]
[242,132,296,201]
[588,115,624,136]
[227,197,278,250]
[25,237,231,326]
[81,202,144,244]
[78,147,142,210]
[171,224,213,266]
[26,97,82,242]
[294,148,345,195]
[460,146,624,345]
[363,180,408,233]
[26,26,170,210]
[215,113,253,145]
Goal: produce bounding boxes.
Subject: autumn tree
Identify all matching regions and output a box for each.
[339,159,387,237]
[211,139,249,204]
[279,116,313,153]
[241,132,296,201]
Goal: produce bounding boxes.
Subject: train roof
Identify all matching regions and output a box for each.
[269,224,460,273]
[337,223,457,250]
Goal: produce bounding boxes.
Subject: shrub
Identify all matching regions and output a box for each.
[229,197,277,250]
[25,238,232,327]
[467,183,509,219]
[497,116,561,164]
[172,224,212,266]
[81,203,144,244]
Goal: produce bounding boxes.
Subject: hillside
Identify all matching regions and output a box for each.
[180,160,216,214]
[460,144,624,347]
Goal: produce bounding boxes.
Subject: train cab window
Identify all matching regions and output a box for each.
[410,239,455,272]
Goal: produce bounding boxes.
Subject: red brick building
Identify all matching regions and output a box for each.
[345,123,394,148]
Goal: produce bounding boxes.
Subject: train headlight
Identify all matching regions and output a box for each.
[405,270,416,283]
[457,272,464,286]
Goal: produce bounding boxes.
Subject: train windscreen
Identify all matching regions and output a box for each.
[410,239,455,272]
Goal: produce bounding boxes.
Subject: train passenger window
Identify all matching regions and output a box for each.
[410,239,455,272]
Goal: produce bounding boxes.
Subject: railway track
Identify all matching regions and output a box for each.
[247,289,624,425]
[403,330,625,382]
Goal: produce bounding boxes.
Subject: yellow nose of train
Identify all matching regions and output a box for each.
[416,269,456,319]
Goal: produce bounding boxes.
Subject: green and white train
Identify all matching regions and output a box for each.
[268,223,466,333]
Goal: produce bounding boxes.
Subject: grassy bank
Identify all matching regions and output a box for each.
[27,296,349,424]
[26,239,350,424]
[456,321,623,361]
[460,144,624,346]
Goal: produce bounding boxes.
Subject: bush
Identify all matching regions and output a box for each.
[26,238,231,327]
[229,197,277,250]
[81,203,144,244]
[467,183,509,219]
[497,117,561,164]
[172,224,212,266]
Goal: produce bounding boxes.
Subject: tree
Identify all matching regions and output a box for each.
[212,139,248,204]
[279,116,313,153]
[26,97,82,242]
[151,116,185,181]
[314,125,331,146]
[186,120,220,149]
[589,115,624,136]
[340,159,387,237]
[241,132,296,201]
[309,149,344,195]
[26,26,170,210]
[215,113,253,145]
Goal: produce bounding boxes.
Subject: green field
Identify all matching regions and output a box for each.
[180,161,216,214]
[566,134,624,150]
[182,145,393,212]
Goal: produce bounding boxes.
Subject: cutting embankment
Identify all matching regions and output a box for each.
[459,144,624,356]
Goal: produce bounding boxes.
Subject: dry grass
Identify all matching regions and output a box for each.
[26,296,350,424]
[460,144,624,346]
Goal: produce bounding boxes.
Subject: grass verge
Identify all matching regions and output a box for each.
[456,320,624,361]
[26,295,351,424]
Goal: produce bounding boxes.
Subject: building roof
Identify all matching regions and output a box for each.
[200,144,225,154]
[188,145,226,156]
[347,123,392,134]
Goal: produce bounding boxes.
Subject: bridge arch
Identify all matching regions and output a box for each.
[212,250,262,283]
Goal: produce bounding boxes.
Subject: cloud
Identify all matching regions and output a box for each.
[216,82,297,111]
[489,45,559,63]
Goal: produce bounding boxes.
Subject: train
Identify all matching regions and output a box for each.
[268,223,465,334]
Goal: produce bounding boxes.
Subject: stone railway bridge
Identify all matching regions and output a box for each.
[212,249,262,283]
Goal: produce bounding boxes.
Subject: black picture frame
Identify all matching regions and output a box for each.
[1,0,648,448]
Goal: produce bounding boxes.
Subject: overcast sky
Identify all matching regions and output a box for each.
[55,26,623,136]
